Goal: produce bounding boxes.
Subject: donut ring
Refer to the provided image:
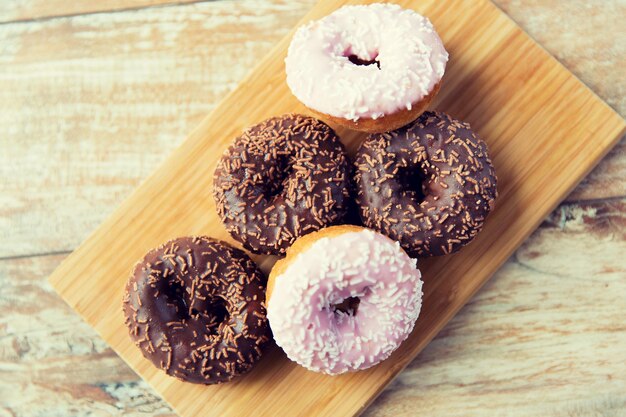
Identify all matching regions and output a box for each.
[285,3,448,133]
[122,236,269,384]
[267,225,423,375]
[213,114,352,256]
[354,111,498,257]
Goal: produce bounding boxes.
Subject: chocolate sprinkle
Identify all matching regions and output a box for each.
[122,236,269,385]
[213,114,352,255]
[354,111,498,257]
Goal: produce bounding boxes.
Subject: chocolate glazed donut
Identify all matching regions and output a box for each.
[122,236,269,384]
[213,114,352,256]
[354,111,497,257]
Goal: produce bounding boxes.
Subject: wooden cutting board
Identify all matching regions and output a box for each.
[48,0,626,416]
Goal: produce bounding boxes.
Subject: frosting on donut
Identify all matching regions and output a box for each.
[213,114,352,256]
[267,228,423,375]
[122,236,269,384]
[285,3,448,121]
[354,111,498,257]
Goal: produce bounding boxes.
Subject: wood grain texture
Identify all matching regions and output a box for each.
[1,0,624,258]
[366,198,626,416]
[496,0,626,203]
[0,0,202,23]
[3,201,625,416]
[2,0,626,416]
[0,254,174,417]
[43,0,626,416]
[0,0,316,258]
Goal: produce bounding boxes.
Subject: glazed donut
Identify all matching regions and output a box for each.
[354,111,498,257]
[122,236,269,384]
[285,3,448,133]
[213,114,352,256]
[267,225,423,375]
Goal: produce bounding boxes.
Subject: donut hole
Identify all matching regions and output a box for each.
[208,298,229,324]
[396,166,429,204]
[263,155,293,200]
[332,296,361,316]
[347,54,381,69]
[192,298,230,333]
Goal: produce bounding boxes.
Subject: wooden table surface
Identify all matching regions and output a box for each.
[1,1,624,416]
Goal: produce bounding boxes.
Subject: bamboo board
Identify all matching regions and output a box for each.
[48,0,626,416]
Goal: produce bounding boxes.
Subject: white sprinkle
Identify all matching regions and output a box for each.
[267,229,423,375]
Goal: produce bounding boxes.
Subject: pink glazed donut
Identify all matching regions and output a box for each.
[285,3,448,133]
[267,225,423,375]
